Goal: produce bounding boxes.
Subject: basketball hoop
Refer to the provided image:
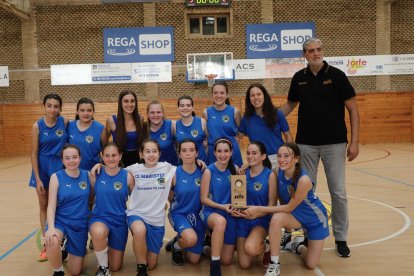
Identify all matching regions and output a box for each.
[205,74,218,88]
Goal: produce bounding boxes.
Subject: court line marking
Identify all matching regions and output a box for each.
[347,148,390,165]
[0,228,38,261]
[353,168,414,188]
[318,193,411,250]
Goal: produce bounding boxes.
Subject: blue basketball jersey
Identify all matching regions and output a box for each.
[91,168,129,218]
[56,169,91,220]
[67,120,104,170]
[170,166,203,215]
[150,119,178,166]
[206,105,243,166]
[175,116,208,163]
[277,169,328,229]
[37,116,67,157]
[111,115,139,151]
[246,167,272,206]
[206,163,231,206]
[239,110,289,155]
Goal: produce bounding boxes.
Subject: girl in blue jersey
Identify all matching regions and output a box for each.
[126,139,176,276]
[29,93,68,262]
[244,143,329,276]
[202,82,243,166]
[239,84,293,170]
[168,139,205,266]
[89,143,135,276]
[106,90,148,167]
[147,100,178,166]
[68,97,107,171]
[200,138,239,276]
[237,142,277,269]
[175,95,209,164]
[45,145,94,276]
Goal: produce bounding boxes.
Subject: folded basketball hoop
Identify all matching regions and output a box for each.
[205,74,218,87]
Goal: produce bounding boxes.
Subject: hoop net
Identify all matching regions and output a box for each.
[205,74,218,87]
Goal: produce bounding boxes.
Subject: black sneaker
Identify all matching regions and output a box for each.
[203,233,212,256]
[335,241,351,257]
[136,264,148,276]
[280,231,292,250]
[164,235,178,252]
[210,260,221,276]
[95,266,111,276]
[61,236,68,262]
[171,242,184,266]
[53,271,65,276]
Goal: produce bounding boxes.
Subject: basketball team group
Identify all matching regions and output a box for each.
[29,38,360,276]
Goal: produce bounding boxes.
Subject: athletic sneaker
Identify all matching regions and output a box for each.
[264,261,280,276]
[136,264,148,276]
[279,232,292,250]
[95,266,111,276]
[290,236,305,254]
[61,236,68,262]
[171,242,184,266]
[336,241,351,257]
[38,246,48,262]
[52,271,64,276]
[262,239,270,268]
[203,234,212,257]
[164,235,178,252]
[210,260,221,276]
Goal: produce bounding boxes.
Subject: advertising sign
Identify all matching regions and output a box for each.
[0,66,9,87]
[104,27,174,63]
[246,22,315,59]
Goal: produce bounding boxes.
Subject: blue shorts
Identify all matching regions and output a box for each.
[200,208,237,245]
[29,155,63,189]
[302,220,330,240]
[127,215,165,254]
[168,212,205,255]
[236,215,270,238]
[47,216,88,257]
[89,216,128,251]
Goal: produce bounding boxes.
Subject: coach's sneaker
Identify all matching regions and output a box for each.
[171,242,184,266]
[279,231,292,250]
[38,246,48,262]
[336,241,351,257]
[52,271,64,276]
[210,260,221,276]
[95,266,111,276]
[264,261,280,276]
[136,264,148,276]
[290,236,305,254]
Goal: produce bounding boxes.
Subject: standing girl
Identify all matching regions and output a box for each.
[45,145,94,276]
[89,143,135,276]
[202,82,243,167]
[126,139,176,276]
[237,142,277,269]
[239,84,293,170]
[29,93,68,262]
[147,100,178,166]
[168,139,205,266]
[200,138,238,276]
[68,97,107,170]
[106,90,147,167]
[244,143,329,276]
[175,95,209,164]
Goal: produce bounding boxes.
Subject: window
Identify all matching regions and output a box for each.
[187,13,231,37]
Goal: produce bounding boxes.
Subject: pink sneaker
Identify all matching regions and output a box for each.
[38,246,48,262]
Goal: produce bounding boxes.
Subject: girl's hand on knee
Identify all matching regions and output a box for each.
[45,229,60,246]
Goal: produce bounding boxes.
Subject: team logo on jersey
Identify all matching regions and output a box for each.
[194,178,201,186]
[191,130,198,137]
[160,133,167,141]
[85,135,94,143]
[254,182,262,191]
[55,129,64,137]
[79,181,87,190]
[222,115,230,123]
[114,182,122,190]
[158,177,165,186]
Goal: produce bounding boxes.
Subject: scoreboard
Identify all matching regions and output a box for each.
[186,0,231,7]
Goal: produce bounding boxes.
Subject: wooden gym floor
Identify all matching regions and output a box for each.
[0,143,413,275]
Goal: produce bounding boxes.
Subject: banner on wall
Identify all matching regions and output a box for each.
[246,22,315,59]
[234,58,306,79]
[0,66,10,87]
[51,62,172,85]
[104,27,174,63]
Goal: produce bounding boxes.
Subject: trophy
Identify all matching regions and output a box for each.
[231,175,247,209]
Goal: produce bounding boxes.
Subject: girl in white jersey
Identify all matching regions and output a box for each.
[126,139,176,276]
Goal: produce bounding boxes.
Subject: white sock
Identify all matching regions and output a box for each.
[94,247,108,267]
[54,265,64,272]
[265,242,270,252]
[173,241,182,250]
[211,255,220,261]
[271,256,279,264]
